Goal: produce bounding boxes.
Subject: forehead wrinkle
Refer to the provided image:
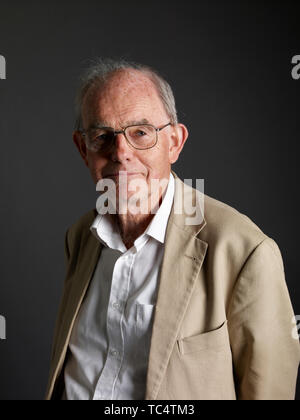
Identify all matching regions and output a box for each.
[87,118,151,131]
[82,70,168,129]
[90,97,160,129]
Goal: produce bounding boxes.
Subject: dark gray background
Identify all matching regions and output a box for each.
[0,0,299,400]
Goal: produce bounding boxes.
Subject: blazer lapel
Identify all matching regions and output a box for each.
[59,233,103,353]
[49,230,103,396]
[145,172,208,400]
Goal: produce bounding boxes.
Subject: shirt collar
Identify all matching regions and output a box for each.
[90,172,175,251]
[143,172,174,244]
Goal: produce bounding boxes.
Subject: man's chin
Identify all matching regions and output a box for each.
[114,194,150,215]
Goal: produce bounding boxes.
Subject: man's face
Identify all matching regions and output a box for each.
[74,69,188,210]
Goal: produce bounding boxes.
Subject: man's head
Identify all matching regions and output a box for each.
[73,58,188,212]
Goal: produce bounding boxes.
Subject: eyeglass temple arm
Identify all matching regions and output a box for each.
[157,122,172,132]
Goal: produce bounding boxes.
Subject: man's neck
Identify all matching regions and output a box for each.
[116,212,156,249]
[114,186,166,249]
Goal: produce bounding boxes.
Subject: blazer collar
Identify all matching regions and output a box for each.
[169,169,206,236]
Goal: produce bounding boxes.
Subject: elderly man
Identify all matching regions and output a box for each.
[46,59,300,400]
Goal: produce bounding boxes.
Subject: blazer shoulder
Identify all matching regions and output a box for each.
[67,209,97,250]
[201,194,268,248]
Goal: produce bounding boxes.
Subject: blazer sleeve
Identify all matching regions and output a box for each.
[227,237,300,400]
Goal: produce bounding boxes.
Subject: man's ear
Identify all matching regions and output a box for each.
[169,123,189,164]
[73,131,89,167]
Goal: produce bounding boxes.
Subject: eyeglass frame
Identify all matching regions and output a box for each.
[78,121,172,151]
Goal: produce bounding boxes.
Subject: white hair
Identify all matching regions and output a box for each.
[74,58,178,130]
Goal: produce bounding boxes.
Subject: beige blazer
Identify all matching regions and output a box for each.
[46,171,300,400]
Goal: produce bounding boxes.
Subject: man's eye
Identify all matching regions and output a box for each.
[134,130,147,137]
[95,134,109,141]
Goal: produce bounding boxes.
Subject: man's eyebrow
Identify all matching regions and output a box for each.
[87,121,111,130]
[124,119,150,126]
[87,118,151,130]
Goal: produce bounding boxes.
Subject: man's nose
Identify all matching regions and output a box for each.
[110,132,134,162]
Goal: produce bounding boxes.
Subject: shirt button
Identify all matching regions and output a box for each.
[112,301,121,310]
[110,349,119,357]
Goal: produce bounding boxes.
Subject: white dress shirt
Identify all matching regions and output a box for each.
[63,172,175,400]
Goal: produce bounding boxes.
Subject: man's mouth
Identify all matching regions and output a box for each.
[105,172,141,178]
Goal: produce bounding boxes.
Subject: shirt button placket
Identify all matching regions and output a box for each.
[104,255,131,399]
